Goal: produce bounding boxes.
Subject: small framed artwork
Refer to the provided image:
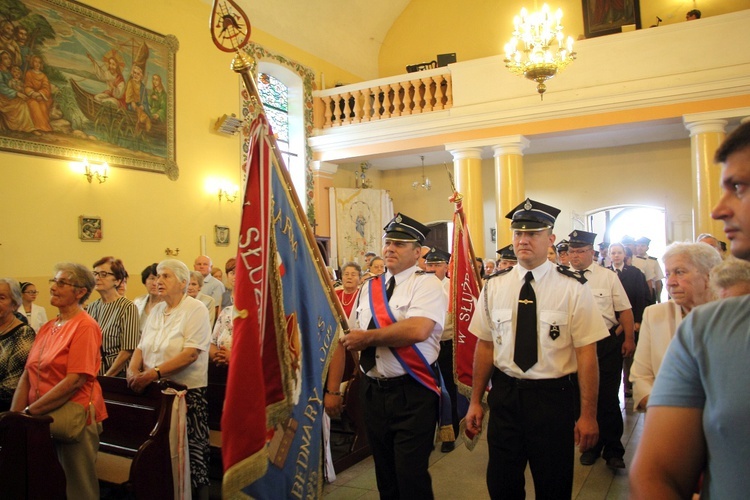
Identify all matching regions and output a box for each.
[215,225,230,246]
[79,216,103,241]
[582,0,641,38]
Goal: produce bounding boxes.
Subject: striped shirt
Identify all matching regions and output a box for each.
[87,296,140,376]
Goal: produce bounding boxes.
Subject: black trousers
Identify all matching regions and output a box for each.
[361,375,438,500]
[486,370,576,500]
[438,340,460,437]
[592,332,625,459]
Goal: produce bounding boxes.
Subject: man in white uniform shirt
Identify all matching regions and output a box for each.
[634,237,664,302]
[466,199,608,499]
[568,230,635,470]
[341,213,447,499]
[194,255,224,321]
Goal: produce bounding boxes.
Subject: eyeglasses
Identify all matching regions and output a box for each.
[567,248,592,255]
[23,290,39,294]
[92,271,115,278]
[48,278,82,288]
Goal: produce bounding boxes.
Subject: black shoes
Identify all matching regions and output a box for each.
[579,450,599,466]
[606,456,626,469]
[440,441,455,453]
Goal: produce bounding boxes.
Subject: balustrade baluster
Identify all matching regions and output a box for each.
[444,75,453,109]
[433,76,445,110]
[422,76,435,112]
[390,83,402,117]
[361,89,372,122]
[323,95,333,128]
[342,91,352,125]
[381,85,392,119]
[402,81,413,115]
[411,79,423,113]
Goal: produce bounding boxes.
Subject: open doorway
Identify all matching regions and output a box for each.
[588,205,667,300]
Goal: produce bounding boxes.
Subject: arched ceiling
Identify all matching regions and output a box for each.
[229,0,411,80]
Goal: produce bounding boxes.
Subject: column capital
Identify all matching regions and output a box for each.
[492,135,530,157]
[684,119,728,137]
[448,147,483,161]
[313,161,338,175]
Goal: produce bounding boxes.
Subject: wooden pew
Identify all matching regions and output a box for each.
[330,350,371,472]
[0,411,67,499]
[96,376,187,499]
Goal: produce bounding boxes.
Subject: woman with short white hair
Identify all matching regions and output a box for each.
[630,242,722,410]
[710,257,750,298]
[127,259,211,497]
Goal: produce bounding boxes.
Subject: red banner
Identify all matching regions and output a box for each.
[221,114,276,488]
[449,193,481,396]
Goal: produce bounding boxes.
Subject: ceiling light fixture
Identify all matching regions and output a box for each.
[504,3,576,99]
[412,156,431,191]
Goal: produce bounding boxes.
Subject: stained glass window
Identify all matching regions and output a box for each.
[257,73,289,154]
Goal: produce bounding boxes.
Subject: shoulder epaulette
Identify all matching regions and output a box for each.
[487,267,512,280]
[557,265,587,284]
[415,270,435,276]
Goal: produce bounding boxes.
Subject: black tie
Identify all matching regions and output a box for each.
[360,276,396,373]
[514,271,537,372]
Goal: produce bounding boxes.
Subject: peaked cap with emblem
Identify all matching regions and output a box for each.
[505,198,561,231]
[383,213,430,244]
[635,236,651,245]
[496,243,517,261]
[598,241,610,250]
[568,230,597,248]
[556,239,569,252]
[621,235,636,245]
[424,247,451,263]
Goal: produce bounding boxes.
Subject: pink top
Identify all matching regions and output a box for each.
[25,312,108,422]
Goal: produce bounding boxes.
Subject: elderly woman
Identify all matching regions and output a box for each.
[127,259,211,497]
[710,257,750,298]
[17,281,47,332]
[0,278,36,411]
[630,242,722,410]
[210,259,238,368]
[325,262,363,418]
[11,263,107,499]
[87,257,139,377]
[187,270,216,326]
[133,263,162,333]
[220,258,236,309]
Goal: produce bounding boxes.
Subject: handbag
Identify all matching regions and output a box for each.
[47,400,88,443]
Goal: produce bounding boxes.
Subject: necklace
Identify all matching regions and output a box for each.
[340,290,357,307]
[0,317,16,335]
[51,316,68,334]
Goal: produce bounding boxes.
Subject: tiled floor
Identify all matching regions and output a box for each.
[323,393,642,499]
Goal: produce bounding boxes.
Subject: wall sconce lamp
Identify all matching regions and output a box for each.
[218,182,240,203]
[165,248,180,256]
[82,159,109,184]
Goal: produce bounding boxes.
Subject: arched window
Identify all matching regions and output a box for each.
[256,63,306,206]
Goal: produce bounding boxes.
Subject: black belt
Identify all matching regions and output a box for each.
[364,362,439,390]
[365,373,413,389]
[492,369,575,390]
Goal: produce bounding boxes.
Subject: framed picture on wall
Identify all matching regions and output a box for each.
[582,0,641,38]
[79,215,102,241]
[215,225,230,246]
[0,0,180,179]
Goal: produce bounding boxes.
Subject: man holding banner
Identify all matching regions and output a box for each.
[341,213,449,499]
[466,199,608,499]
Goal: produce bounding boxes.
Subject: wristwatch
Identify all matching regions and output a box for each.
[154,366,162,379]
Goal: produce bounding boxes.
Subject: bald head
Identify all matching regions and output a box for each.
[194,255,212,277]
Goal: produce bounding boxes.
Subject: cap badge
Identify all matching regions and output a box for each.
[524,199,532,211]
[395,215,402,223]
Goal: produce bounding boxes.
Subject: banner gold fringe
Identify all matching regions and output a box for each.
[222,446,269,499]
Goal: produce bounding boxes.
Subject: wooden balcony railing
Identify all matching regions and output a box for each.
[313,68,452,129]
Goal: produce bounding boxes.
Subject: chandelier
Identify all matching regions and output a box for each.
[504,4,576,99]
[412,156,431,191]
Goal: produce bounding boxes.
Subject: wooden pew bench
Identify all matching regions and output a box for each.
[96,376,186,499]
[0,411,66,499]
